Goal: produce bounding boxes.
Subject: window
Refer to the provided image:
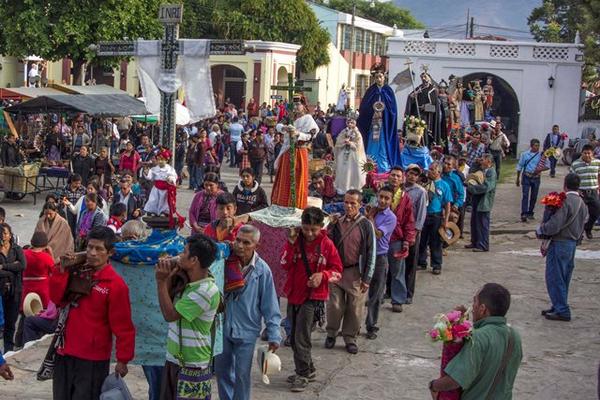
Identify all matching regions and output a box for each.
[342,25,352,50]
[374,34,383,56]
[355,74,369,98]
[364,32,373,55]
[354,29,364,53]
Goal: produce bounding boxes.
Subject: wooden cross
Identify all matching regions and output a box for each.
[91,3,251,166]
[270,73,312,112]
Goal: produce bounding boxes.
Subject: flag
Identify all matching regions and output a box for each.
[391,67,413,92]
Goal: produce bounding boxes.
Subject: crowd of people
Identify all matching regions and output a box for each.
[0,94,597,400]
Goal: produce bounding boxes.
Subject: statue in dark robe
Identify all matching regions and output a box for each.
[405,72,444,146]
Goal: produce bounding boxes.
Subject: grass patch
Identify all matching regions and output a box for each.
[498,157,518,184]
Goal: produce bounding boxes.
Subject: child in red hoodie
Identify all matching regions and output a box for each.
[49,226,135,400]
[281,207,342,393]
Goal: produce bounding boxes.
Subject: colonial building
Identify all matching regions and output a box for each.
[1,41,300,110]
[305,1,425,109]
[387,37,584,150]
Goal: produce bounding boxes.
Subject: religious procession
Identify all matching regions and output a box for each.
[0,1,599,400]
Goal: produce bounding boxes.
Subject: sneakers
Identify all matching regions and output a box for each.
[290,375,309,392]
[431,268,441,275]
[392,304,403,313]
[365,331,377,340]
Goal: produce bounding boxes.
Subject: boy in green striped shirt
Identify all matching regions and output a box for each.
[570,144,600,239]
[156,234,221,400]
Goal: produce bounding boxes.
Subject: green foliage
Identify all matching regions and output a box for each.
[0,0,164,67]
[527,0,600,91]
[180,0,331,72]
[314,0,424,29]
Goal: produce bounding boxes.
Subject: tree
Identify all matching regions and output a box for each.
[527,0,600,90]
[527,0,582,43]
[314,0,424,29]
[180,0,331,72]
[0,0,164,83]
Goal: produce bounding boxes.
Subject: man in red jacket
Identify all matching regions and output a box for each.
[281,207,342,393]
[50,226,135,400]
[386,167,416,313]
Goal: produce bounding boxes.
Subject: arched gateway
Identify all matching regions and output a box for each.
[388,37,583,151]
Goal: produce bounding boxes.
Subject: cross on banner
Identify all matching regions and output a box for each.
[270,73,312,111]
[91,3,251,167]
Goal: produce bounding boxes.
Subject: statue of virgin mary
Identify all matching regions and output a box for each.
[357,63,400,172]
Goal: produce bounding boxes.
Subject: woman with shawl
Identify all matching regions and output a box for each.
[34,202,74,262]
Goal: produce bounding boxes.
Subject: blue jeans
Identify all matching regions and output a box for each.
[388,241,407,305]
[229,141,239,167]
[214,336,256,400]
[142,365,164,400]
[521,174,541,217]
[545,240,577,318]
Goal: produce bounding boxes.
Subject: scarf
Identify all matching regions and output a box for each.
[154,180,185,229]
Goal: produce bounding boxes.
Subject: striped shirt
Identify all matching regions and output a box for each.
[166,277,220,368]
[570,158,600,190]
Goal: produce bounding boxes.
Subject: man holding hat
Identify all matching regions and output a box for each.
[466,154,497,252]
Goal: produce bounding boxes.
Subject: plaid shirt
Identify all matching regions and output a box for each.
[62,185,87,204]
[466,142,485,167]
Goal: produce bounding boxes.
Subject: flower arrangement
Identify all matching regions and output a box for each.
[540,191,566,209]
[429,308,472,400]
[429,309,473,343]
[404,115,427,136]
[560,132,569,141]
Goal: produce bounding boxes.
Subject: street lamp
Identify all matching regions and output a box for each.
[548,75,555,88]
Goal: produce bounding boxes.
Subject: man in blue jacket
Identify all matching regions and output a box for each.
[214,224,281,400]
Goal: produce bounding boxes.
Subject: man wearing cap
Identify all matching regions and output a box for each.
[404,164,428,300]
[466,154,497,252]
[418,161,452,275]
[488,120,510,179]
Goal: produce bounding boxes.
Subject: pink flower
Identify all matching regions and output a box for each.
[451,322,472,340]
[429,329,440,340]
[446,310,462,323]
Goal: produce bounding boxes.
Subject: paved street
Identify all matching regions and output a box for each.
[0,164,598,399]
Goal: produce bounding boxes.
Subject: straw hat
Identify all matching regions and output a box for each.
[256,346,281,384]
[438,222,461,246]
[23,292,43,317]
[466,170,485,186]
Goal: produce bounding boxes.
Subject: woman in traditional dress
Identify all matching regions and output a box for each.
[119,141,141,174]
[189,172,224,233]
[34,202,74,262]
[271,103,318,209]
[333,116,367,194]
[236,130,251,173]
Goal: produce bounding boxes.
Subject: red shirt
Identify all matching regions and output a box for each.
[204,221,242,242]
[49,264,135,363]
[22,249,55,309]
[119,151,141,172]
[281,230,342,305]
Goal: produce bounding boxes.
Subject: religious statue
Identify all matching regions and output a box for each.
[400,116,433,171]
[333,114,367,193]
[472,80,485,122]
[357,63,400,173]
[460,80,473,127]
[438,80,450,131]
[143,149,184,228]
[335,84,349,113]
[483,76,495,110]
[404,69,443,146]
[271,103,319,209]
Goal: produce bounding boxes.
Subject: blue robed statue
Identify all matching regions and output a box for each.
[357,63,401,172]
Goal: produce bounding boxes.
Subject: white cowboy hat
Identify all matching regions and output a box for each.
[23,292,43,317]
[256,346,281,385]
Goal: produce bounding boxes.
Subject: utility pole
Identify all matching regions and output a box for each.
[469,17,474,39]
[465,9,470,39]
[347,1,356,108]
